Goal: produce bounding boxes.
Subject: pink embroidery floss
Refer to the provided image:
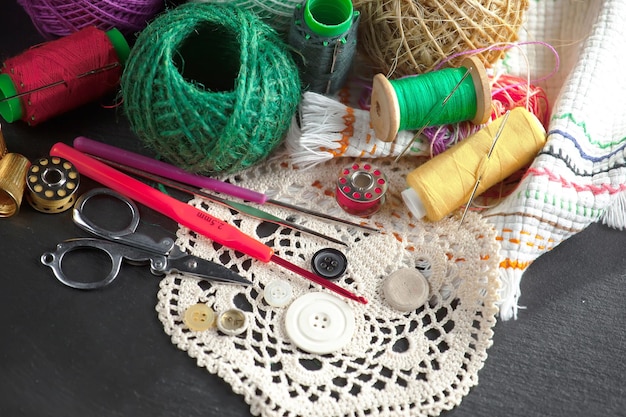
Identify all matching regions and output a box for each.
[17,0,166,39]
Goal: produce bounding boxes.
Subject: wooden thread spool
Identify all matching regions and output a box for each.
[370,56,491,142]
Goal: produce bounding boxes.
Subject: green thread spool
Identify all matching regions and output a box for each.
[121,3,301,174]
[370,56,491,142]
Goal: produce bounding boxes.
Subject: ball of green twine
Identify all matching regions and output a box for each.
[121,3,301,174]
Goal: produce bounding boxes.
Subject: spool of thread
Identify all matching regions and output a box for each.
[17,0,165,39]
[0,153,31,217]
[336,162,388,217]
[188,0,302,33]
[0,26,130,126]
[121,3,301,174]
[370,56,491,143]
[288,0,360,94]
[26,156,80,213]
[401,107,547,222]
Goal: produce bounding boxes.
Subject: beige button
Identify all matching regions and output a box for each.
[183,303,216,331]
[217,308,248,336]
[382,268,430,311]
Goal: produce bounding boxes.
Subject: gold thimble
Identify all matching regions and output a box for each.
[0,124,7,159]
[0,153,31,217]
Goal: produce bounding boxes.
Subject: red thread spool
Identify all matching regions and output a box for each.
[336,162,388,217]
[0,26,129,126]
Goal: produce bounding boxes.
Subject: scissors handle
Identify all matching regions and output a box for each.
[42,237,254,289]
[73,188,175,255]
[41,238,166,289]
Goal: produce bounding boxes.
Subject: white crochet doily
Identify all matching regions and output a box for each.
[156,153,500,417]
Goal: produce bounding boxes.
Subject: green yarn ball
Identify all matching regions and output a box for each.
[121,3,301,174]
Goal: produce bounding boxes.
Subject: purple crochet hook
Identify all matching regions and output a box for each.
[73,137,379,232]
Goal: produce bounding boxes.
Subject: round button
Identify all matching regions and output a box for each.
[263,280,293,307]
[311,248,348,280]
[382,268,430,312]
[284,292,355,354]
[183,303,216,331]
[217,308,249,336]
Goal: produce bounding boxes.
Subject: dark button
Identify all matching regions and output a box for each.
[311,248,348,280]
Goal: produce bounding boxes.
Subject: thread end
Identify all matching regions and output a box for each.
[303,0,354,37]
[401,187,427,220]
[105,28,130,65]
[0,73,23,123]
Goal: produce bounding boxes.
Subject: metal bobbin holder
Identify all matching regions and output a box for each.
[26,156,80,214]
[335,162,388,217]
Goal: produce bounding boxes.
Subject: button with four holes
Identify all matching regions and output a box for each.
[311,248,348,280]
[183,303,216,331]
[284,292,355,354]
[263,279,293,307]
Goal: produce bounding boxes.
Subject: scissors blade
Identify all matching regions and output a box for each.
[164,251,253,286]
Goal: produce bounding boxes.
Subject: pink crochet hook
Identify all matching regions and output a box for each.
[50,142,368,305]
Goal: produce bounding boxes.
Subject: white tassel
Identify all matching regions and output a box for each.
[600,189,626,230]
[285,92,430,169]
[496,267,527,321]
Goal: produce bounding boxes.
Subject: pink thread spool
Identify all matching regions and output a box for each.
[336,163,388,217]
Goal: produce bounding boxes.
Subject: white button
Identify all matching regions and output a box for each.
[263,280,293,307]
[284,292,355,354]
[217,308,248,336]
[382,268,430,311]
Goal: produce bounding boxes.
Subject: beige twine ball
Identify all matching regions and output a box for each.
[353,0,529,78]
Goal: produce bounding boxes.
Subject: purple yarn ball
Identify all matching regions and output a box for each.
[18,0,166,39]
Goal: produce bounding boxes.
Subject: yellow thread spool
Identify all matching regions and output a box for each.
[401,107,547,222]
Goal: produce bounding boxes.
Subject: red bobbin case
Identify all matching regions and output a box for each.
[335,162,388,217]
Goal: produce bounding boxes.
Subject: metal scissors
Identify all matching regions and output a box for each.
[41,187,252,289]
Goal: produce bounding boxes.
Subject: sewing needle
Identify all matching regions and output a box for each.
[0,63,121,103]
[394,66,473,162]
[73,136,380,233]
[458,110,511,226]
[94,156,348,247]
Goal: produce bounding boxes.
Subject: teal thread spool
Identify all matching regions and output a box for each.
[121,3,301,174]
[288,0,359,94]
[370,56,491,142]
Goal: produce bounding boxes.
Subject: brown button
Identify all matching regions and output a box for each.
[183,303,216,331]
[382,268,429,311]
